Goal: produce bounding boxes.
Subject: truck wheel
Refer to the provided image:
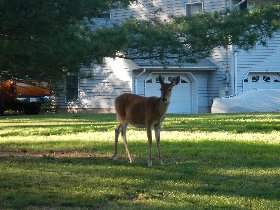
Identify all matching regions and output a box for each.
[24,104,41,115]
[0,99,4,115]
[0,107,4,115]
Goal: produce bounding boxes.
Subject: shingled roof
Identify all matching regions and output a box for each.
[131,57,218,70]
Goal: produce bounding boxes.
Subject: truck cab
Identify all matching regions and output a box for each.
[0,80,52,115]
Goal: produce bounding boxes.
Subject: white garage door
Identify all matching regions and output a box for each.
[243,73,280,91]
[145,74,192,113]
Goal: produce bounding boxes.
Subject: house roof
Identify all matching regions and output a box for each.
[131,58,218,71]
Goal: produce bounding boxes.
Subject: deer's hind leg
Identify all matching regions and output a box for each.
[113,124,122,161]
[121,122,133,163]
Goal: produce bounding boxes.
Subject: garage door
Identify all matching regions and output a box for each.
[145,74,192,113]
[243,73,280,91]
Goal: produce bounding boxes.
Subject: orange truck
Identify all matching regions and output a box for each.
[0,80,51,115]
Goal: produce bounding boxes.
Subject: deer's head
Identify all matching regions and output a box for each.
[158,75,180,103]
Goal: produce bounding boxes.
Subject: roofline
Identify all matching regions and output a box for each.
[133,66,218,70]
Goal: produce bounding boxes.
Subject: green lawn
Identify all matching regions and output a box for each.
[0,113,280,209]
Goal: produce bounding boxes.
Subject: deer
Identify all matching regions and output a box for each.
[113,75,180,166]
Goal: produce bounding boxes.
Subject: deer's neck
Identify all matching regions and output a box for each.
[156,99,170,120]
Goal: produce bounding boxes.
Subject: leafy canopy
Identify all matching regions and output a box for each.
[120,4,280,62]
[0,1,280,80]
[0,0,133,80]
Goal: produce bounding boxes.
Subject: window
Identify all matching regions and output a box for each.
[181,79,188,83]
[252,76,259,82]
[244,78,248,82]
[263,76,270,82]
[186,2,203,17]
[65,76,79,102]
[156,76,165,83]
[146,79,152,83]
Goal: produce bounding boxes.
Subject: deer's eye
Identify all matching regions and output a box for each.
[168,89,171,92]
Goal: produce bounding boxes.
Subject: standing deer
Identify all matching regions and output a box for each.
[113,75,180,166]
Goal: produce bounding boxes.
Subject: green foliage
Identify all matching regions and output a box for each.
[121,4,280,62]
[1,2,280,79]
[121,20,184,61]
[0,0,133,80]
[0,113,280,209]
[90,26,129,61]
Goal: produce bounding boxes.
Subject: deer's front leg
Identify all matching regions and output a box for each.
[146,126,153,167]
[155,125,163,165]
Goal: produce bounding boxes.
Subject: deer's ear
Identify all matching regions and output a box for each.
[171,76,180,86]
[158,75,164,84]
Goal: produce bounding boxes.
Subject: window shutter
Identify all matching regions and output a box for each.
[65,76,79,102]
[185,3,203,17]
[186,4,191,17]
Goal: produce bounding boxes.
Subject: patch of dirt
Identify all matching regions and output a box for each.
[0,148,112,159]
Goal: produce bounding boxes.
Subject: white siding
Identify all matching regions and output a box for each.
[203,0,228,11]
[193,71,210,113]
[111,0,227,22]
[55,58,134,112]
[237,32,280,94]
[208,47,231,99]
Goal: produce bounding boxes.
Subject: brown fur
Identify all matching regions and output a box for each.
[113,75,180,166]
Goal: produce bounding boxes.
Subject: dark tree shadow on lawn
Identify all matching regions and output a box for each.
[0,140,279,209]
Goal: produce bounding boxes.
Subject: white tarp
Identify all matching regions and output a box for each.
[211,89,280,113]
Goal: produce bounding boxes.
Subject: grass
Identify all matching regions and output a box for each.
[0,113,280,209]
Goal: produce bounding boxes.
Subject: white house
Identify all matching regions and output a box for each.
[55,0,280,114]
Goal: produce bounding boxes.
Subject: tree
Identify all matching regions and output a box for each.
[1,1,280,80]
[0,0,133,80]
[118,4,280,63]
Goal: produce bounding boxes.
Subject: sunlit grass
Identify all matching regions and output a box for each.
[0,113,280,209]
